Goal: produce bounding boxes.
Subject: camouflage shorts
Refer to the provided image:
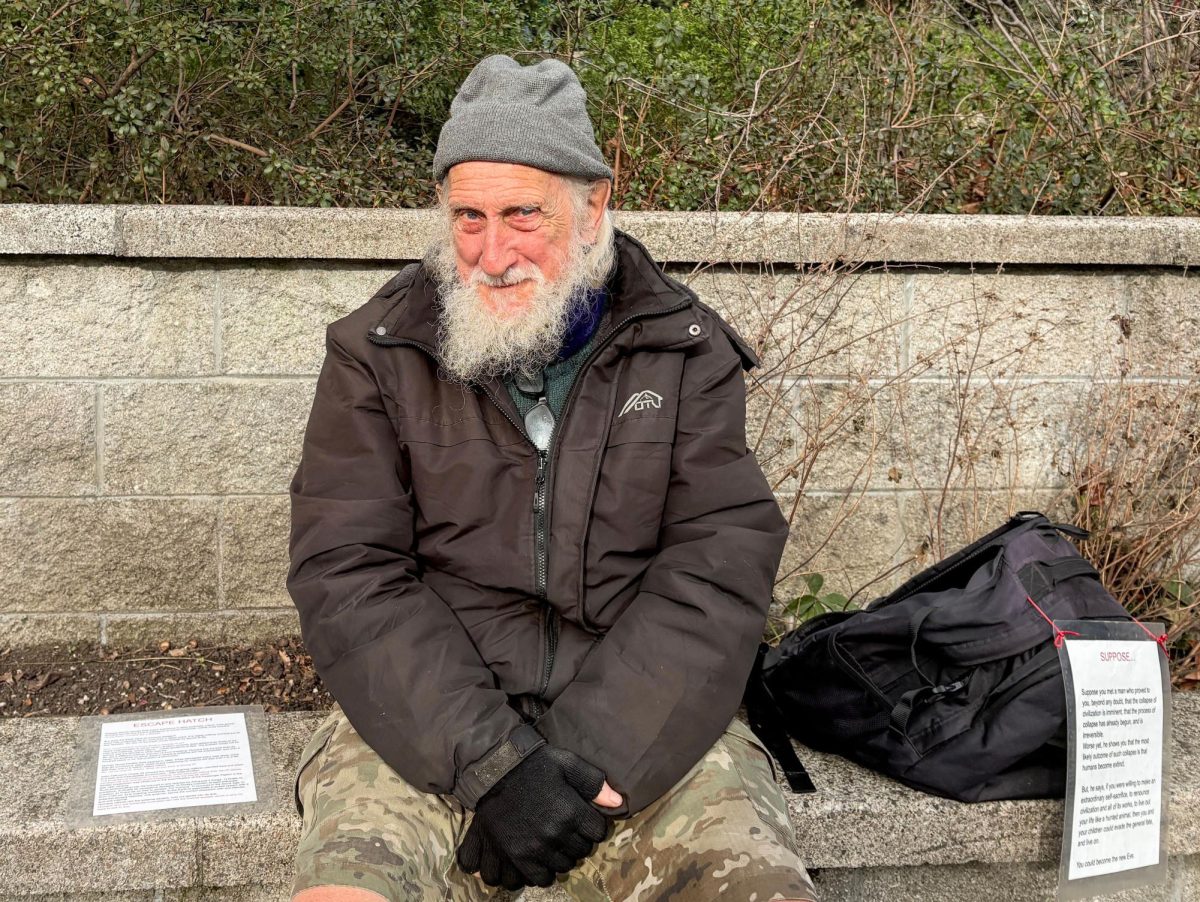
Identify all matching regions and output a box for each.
[292,704,818,902]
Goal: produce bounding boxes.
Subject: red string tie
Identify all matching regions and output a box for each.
[1025,594,1081,648]
[1027,594,1170,656]
[1131,617,1171,657]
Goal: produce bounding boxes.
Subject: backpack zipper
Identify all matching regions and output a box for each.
[368,295,695,718]
[829,631,894,712]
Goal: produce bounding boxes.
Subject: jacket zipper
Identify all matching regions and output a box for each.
[366,331,560,716]
[368,296,694,718]
[531,448,553,717]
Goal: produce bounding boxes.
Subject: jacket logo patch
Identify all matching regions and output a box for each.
[619,390,664,416]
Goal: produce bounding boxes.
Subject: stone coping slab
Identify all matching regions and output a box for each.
[0,205,1197,266]
[0,695,1196,896]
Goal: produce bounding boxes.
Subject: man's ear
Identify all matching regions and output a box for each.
[584,179,612,243]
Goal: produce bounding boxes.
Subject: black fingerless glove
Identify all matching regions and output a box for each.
[456,828,528,892]
[456,743,611,888]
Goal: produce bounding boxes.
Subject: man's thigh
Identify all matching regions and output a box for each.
[291,704,498,902]
[563,717,818,902]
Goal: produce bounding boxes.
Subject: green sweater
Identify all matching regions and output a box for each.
[503,322,603,433]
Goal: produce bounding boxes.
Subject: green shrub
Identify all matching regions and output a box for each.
[1,0,1196,212]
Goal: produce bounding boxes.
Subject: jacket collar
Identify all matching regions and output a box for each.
[368,228,703,356]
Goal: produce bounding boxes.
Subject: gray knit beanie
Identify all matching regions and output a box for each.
[433,54,612,183]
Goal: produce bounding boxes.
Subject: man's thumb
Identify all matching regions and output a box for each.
[593,780,623,809]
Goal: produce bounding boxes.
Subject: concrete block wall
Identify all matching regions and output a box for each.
[0,206,1196,646]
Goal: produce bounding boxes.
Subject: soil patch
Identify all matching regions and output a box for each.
[0,638,333,717]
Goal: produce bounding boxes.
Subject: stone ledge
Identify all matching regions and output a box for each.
[1,694,1196,899]
[1,205,1198,266]
[0,610,301,648]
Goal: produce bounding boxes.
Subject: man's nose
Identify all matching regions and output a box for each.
[478,220,518,277]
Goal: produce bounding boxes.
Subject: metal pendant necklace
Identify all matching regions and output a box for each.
[515,369,554,452]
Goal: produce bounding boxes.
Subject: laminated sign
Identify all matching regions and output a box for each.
[66,705,274,827]
[1055,620,1171,900]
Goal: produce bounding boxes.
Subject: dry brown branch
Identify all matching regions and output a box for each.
[205,134,268,157]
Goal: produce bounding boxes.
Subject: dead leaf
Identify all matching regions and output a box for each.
[167,648,187,658]
[30,671,59,692]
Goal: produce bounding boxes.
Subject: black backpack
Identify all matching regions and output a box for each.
[745,511,1133,802]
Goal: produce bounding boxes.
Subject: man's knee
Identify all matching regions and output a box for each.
[292,886,389,902]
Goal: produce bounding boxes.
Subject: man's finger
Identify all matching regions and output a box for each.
[592,780,623,808]
[557,749,606,800]
[500,858,526,892]
[456,823,483,873]
[578,805,609,845]
[479,843,503,887]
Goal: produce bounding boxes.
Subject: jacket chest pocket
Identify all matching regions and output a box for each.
[599,412,678,543]
[394,415,531,582]
[395,416,527,514]
[579,356,683,627]
[599,353,683,541]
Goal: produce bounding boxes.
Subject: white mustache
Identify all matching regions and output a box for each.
[471,264,545,288]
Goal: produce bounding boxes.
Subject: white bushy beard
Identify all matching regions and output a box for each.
[428,227,598,386]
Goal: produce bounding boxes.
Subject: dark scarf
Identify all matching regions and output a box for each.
[555,287,607,361]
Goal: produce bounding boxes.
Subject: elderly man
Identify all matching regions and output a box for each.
[286,55,816,902]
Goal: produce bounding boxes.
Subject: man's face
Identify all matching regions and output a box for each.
[428,161,611,386]
[440,161,580,317]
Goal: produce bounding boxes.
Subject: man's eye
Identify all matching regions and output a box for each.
[509,207,541,229]
[455,210,484,230]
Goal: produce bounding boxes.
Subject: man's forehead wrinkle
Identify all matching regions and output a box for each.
[448,191,551,213]
[445,164,567,212]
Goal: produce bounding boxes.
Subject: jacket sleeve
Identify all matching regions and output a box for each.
[535,316,789,815]
[286,326,544,809]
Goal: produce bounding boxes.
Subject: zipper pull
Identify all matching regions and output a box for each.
[526,398,554,451]
[931,679,967,696]
[533,450,548,511]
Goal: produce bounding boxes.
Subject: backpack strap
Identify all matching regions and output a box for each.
[1045,520,1089,539]
[744,643,817,794]
[1017,557,1100,597]
[908,607,937,686]
[889,677,968,735]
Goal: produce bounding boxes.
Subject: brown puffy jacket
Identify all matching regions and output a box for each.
[287,229,789,815]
